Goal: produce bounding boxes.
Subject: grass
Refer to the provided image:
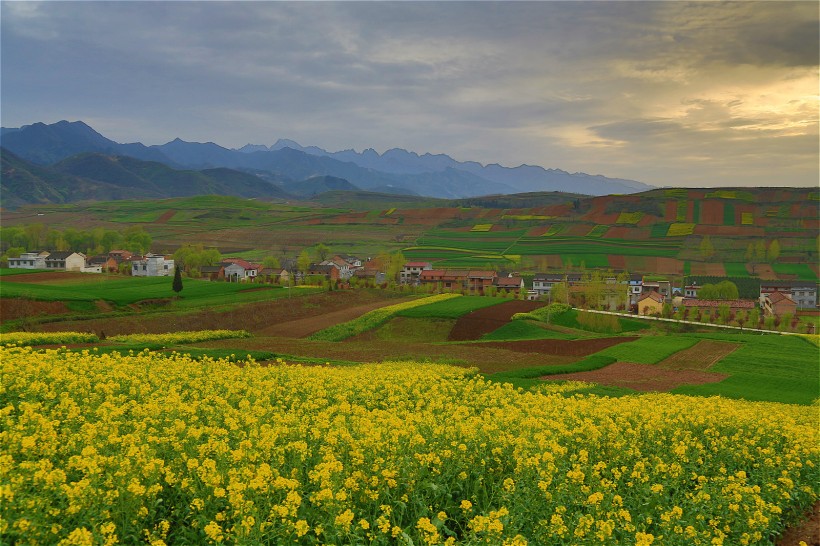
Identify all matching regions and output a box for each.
[723,263,751,278]
[616,212,643,224]
[543,308,649,334]
[772,263,818,281]
[671,333,820,405]
[373,317,456,343]
[0,274,305,308]
[396,295,507,319]
[485,355,618,390]
[593,335,699,364]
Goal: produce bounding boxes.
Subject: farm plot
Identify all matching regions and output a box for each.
[594,336,699,364]
[656,340,739,370]
[448,300,544,341]
[397,295,508,319]
[540,361,728,392]
[473,336,638,356]
[4,346,818,546]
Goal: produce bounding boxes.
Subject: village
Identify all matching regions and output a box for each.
[7,247,817,331]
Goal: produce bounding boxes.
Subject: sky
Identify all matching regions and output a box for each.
[1,1,818,188]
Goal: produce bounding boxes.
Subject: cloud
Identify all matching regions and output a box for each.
[1,1,817,187]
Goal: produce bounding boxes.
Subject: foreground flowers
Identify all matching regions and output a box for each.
[1,345,817,545]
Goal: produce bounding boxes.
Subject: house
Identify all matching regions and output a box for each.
[200,265,225,281]
[353,268,385,285]
[637,292,664,315]
[306,263,340,281]
[467,270,497,293]
[627,274,643,306]
[8,251,49,269]
[532,273,565,296]
[762,291,798,317]
[760,281,817,310]
[321,256,354,279]
[335,254,363,268]
[400,262,433,285]
[222,258,260,282]
[88,255,119,272]
[419,269,469,291]
[641,279,671,300]
[494,276,524,295]
[131,254,174,277]
[45,251,87,272]
[684,284,701,299]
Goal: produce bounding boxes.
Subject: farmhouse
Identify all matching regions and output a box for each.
[761,291,798,317]
[467,270,497,293]
[45,252,87,272]
[400,262,432,285]
[760,281,817,310]
[532,273,564,296]
[200,265,225,281]
[221,258,260,282]
[637,292,664,315]
[419,269,469,290]
[8,251,49,269]
[494,276,525,295]
[306,263,340,281]
[131,254,174,277]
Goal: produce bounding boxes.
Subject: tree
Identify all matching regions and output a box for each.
[698,281,738,300]
[297,249,312,275]
[315,243,331,262]
[699,235,715,260]
[766,239,780,263]
[123,226,152,254]
[172,265,183,295]
[262,256,281,270]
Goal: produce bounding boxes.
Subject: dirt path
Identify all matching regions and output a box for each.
[256,298,414,338]
[448,300,544,341]
[540,361,728,392]
[656,340,739,371]
[776,500,820,546]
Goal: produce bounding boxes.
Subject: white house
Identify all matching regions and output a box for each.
[44,252,86,272]
[401,262,432,285]
[8,251,48,269]
[221,259,260,282]
[132,254,175,277]
[532,273,564,296]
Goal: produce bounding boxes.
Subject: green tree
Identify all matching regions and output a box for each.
[123,226,152,254]
[262,256,281,270]
[315,243,331,262]
[699,235,715,260]
[172,265,183,295]
[297,249,312,275]
[766,239,780,263]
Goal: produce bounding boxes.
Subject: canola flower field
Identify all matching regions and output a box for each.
[2,346,818,546]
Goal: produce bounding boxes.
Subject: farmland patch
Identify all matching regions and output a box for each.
[448,300,544,341]
[540,361,728,392]
[656,340,739,371]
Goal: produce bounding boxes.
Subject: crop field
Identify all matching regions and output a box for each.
[395,295,507,319]
[480,320,577,341]
[594,336,700,364]
[4,345,818,546]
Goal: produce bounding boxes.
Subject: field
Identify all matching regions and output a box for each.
[4,346,818,546]
[4,187,817,281]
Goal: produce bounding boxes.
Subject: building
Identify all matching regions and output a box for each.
[627,274,644,306]
[760,281,817,310]
[532,273,565,296]
[419,269,469,291]
[637,292,664,315]
[494,276,525,295]
[222,258,260,282]
[132,254,174,277]
[45,252,86,272]
[683,284,701,299]
[401,262,432,285]
[762,291,798,317]
[467,270,497,293]
[8,251,48,269]
[682,299,756,314]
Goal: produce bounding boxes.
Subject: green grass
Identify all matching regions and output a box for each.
[0,274,315,309]
[772,263,818,281]
[480,320,577,341]
[396,295,507,319]
[723,203,735,225]
[593,336,699,364]
[485,355,618,390]
[723,263,751,277]
[0,268,50,276]
[671,333,819,404]
[543,308,649,334]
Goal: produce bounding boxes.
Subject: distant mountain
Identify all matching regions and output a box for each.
[0,149,293,207]
[282,175,360,198]
[2,120,654,199]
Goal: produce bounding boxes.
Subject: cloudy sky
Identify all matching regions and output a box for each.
[2,1,818,187]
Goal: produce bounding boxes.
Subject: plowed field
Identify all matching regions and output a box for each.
[448,300,544,341]
[656,340,739,371]
[540,361,728,392]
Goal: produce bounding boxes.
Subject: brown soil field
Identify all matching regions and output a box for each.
[646,257,684,275]
[540,361,727,392]
[656,340,739,371]
[688,262,726,276]
[156,210,177,223]
[607,255,627,270]
[751,264,777,279]
[603,226,648,240]
[526,226,549,236]
[32,290,404,337]
[474,336,638,356]
[448,300,544,341]
[664,200,678,222]
[700,200,725,225]
[777,501,820,546]
[0,271,85,283]
[566,224,593,236]
[694,225,765,237]
[0,298,70,322]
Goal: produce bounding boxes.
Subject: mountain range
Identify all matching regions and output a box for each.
[1,120,653,205]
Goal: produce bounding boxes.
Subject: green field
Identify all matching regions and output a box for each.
[481,320,577,341]
[396,295,508,318]
[594,335,699,364]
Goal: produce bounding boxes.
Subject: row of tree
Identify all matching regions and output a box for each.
[1,224,152,260]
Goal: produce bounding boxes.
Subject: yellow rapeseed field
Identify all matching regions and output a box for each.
[2,345,817,545]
